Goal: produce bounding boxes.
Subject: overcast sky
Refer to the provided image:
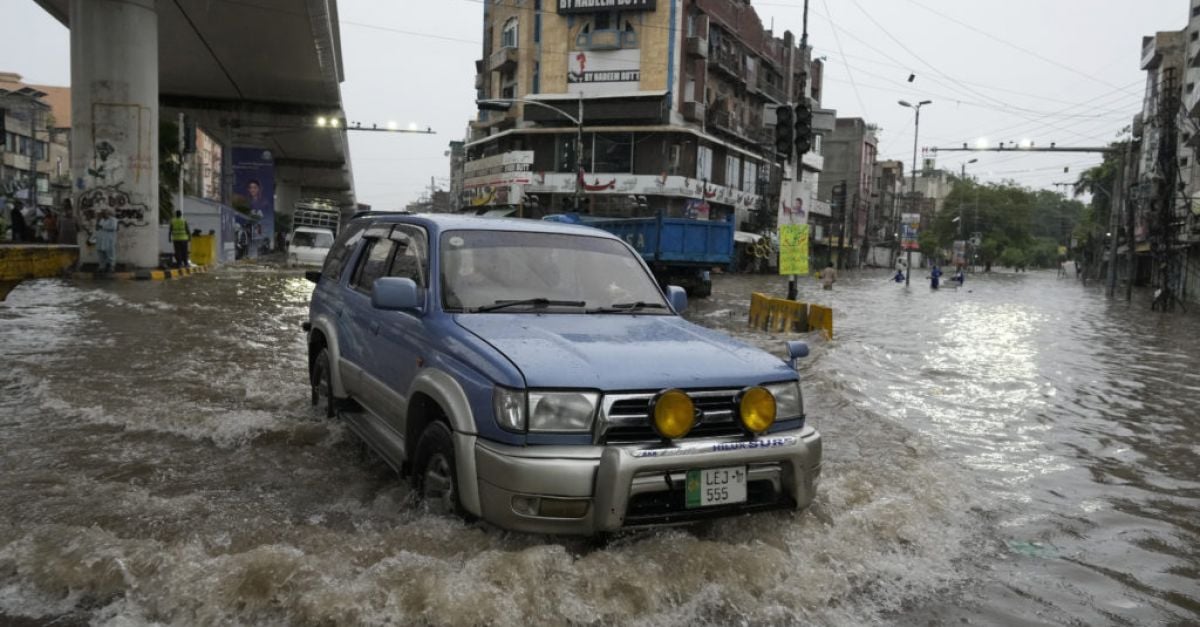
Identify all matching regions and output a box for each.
[1,0,1185,209]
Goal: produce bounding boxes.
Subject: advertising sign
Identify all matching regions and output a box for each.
[952,240,966,266]
[231,147,275,259]
[568,49,640,97]
[557,0,655,14]
[900,212,921,251]
[779,224,810,276]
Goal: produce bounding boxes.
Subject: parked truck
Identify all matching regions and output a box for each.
[288,201,341,268]
[543,212,734,298]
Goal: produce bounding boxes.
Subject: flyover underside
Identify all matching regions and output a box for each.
[33,0,355,206]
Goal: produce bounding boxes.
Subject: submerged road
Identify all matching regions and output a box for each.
[1,265,1197,625]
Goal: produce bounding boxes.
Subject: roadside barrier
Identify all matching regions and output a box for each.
[748,292,833,339]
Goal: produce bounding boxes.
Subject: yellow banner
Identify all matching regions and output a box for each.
[779,224,809,276]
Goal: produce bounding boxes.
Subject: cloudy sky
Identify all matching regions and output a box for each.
[2,0,1185,209]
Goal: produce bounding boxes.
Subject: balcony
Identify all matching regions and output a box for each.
[577,28,636,51]
[682,100,706,123]
[759,77,786,104]
[712,48,743,83]
[686,36,708,59]
[1142,36,1161,70]
[488,46,518,73]
[474,73,484,90]
[709,109,741,136]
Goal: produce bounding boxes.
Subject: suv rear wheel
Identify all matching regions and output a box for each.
[310,347,335,418]
[413,422,464,517]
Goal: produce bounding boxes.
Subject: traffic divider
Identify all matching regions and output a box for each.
[748,292,833,339]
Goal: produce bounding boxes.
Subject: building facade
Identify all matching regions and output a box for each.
[464,0,825,235]
[817,117,877,267]
[1,72,72,230]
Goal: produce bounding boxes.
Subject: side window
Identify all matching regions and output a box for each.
[351,238,396,295]
[322,221,367,280]
[387,226,429,287]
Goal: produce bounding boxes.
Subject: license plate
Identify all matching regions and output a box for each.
[685,466,747,508]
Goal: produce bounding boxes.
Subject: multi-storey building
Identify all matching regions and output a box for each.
[1136,25,1195,300]
[866,159,904,266]
[464,0,825,234]
[1,72,71,221]
[817,118,877,267]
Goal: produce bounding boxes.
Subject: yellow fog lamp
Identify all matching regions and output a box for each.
[738,386,777,434]
[651,389,696,440]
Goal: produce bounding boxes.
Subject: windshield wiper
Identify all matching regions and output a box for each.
[587,301,669,314]
[474,298,587,313]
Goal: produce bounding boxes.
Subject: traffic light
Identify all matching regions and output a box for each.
[794,101,813,156]
[774,105,794,160]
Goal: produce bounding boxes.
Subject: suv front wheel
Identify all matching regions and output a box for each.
[413,422,464,517]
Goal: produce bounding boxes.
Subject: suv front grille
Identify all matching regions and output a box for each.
[597,390,745,444]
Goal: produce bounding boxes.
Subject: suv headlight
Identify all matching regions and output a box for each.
[766,381,804,419]
[493,386,526,432]
[528,391,599,433]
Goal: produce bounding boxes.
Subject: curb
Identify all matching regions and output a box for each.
[73,266,210,281]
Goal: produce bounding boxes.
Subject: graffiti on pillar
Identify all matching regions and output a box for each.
[86,141,117,181]
[75,183,150,243]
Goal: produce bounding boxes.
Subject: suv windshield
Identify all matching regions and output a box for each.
[440,230,668,313]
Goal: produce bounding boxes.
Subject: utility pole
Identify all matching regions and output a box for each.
[1105,151,1124,298]
[900,100,932,285]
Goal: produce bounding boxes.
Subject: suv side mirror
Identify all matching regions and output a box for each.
[666,285,687,313]
[785,340,809,369]
[305,270,322,284]
[372,277,421,311]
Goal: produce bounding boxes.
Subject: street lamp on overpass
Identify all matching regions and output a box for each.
[477,96,585,211]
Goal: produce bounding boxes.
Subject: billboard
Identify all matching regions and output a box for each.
[568,49,640,97]
[231,147,275,258]
[952,240,966,266]
[779,224,810,276]
[900,212,921,250]
[557,0,655,14]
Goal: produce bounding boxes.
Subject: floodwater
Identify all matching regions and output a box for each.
[0,265,1197,625]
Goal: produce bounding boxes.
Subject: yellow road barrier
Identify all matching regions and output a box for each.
[809,304,834,340]
[748,292,831,338]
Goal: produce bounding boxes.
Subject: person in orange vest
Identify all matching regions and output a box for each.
[169,210,191,268]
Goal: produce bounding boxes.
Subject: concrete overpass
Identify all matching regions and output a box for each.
[32,0,355,268]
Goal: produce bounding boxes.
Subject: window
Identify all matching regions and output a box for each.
[352,237,396,294]
[742,161,759,193]
[36,140,48,161]
[697,145,713,181]
[725,155,740,188]
[1192,30,1199,41]
[501,83,516,99]
[501,17,518,48]
[534,0,542,43]
[322,220,368,280]
[592,133,633,173]
[595,12,612,30]
[388,226,429,287]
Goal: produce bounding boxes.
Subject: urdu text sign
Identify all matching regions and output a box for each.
[557,0,655,13]
[779,224,809,276]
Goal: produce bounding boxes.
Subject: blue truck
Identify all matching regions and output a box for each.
[542,212,734,298]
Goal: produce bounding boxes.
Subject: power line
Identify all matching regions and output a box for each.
[898,0,1125,91]
[819,0,869,118]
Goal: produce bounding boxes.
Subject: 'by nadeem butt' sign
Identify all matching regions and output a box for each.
[557,0,656,13]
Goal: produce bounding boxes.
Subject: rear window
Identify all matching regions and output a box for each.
[293,231,334,248]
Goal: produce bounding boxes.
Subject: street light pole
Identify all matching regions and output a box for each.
[899,99,932,286]
[477,96,585,212]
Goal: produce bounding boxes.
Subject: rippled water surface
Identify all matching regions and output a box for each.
[1,266,1197,625]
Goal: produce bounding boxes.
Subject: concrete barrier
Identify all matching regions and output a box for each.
[0,244,80,301]
[748,292,831,338]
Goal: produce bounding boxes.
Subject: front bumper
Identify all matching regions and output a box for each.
[471,427,822,535]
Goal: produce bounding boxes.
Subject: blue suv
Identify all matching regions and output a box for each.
[305,214,821,534]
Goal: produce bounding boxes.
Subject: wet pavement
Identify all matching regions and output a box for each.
[1,265,1198,625]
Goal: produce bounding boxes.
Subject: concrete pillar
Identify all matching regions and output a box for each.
[70,0,159,269]
[275,180,300,222]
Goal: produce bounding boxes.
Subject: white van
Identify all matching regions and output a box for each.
[288,227,336,267]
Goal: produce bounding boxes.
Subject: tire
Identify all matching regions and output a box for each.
[310,347,336,419]
[413,422,465,518]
